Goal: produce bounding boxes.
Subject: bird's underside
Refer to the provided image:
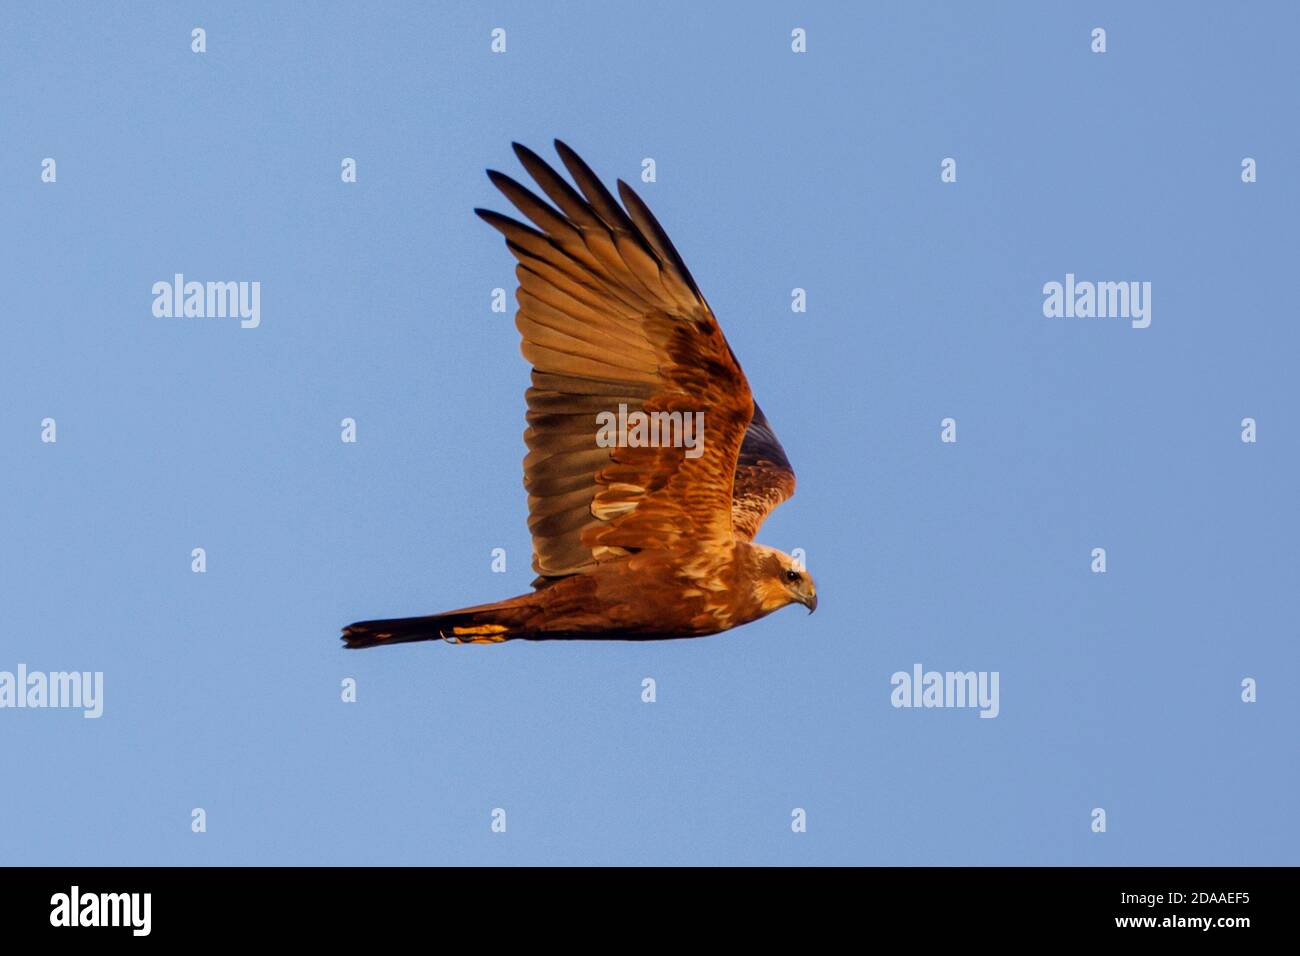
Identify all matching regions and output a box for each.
[342,141,815,648]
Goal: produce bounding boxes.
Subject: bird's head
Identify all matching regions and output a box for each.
[751,545,818,615]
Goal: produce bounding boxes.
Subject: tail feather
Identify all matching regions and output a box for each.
[342,599,531,649]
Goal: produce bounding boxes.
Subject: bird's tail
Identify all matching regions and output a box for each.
[341,595,536,649]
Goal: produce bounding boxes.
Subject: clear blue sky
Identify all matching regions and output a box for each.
[2,2,1296,865]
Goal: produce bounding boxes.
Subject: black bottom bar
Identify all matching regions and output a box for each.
[0,866,1284,940]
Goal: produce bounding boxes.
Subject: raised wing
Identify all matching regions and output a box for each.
[731,403,796,540]
[477,141,757,579]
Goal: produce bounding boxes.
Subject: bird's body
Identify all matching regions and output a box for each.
[342,141,816,648]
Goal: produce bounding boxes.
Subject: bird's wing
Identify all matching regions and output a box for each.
[477,140,765,579]
[730,403,796,541]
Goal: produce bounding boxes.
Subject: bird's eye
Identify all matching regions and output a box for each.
[785,569,800,582]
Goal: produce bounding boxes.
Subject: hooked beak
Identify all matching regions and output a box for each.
[802,591,818,614]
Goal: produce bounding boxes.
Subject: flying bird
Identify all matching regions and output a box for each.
[342,141,815,647]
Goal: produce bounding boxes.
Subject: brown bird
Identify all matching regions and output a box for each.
[342,141,815,648]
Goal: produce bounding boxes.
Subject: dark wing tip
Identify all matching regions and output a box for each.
[614,175,705,301]
[552,138,598,183]
[474,205,516,232]
[613,177,648,217]
[512,141,546,165]
[485,168,521,193]
[552,141,652,251]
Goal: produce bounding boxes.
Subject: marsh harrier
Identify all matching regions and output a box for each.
[342,141,815,647]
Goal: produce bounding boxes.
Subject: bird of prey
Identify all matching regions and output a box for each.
[342,141,816,647]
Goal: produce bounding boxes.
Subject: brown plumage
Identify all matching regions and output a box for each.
[342,141,815,648]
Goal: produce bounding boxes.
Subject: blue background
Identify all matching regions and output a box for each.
[2,2,1296,865]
